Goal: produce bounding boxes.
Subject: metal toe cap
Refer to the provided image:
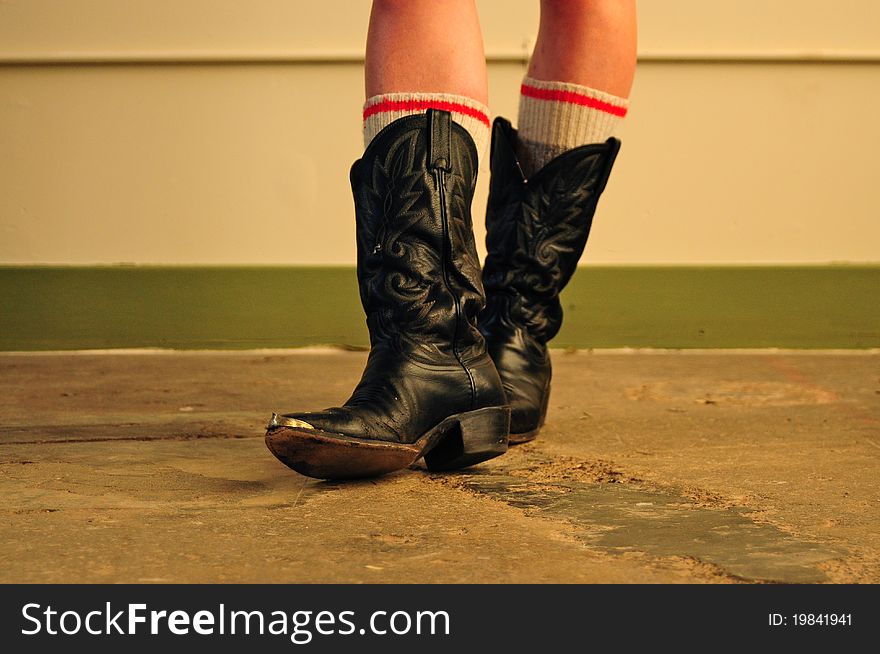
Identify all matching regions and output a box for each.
[267,413,316,430]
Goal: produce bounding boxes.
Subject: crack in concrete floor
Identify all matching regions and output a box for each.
[444,455,843,583]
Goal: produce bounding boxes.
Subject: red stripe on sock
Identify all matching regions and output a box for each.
[363,99,490,127]
[520,83,628,117]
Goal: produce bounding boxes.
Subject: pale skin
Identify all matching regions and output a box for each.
[365,0,637,102]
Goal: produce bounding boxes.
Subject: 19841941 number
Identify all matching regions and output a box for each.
[769,613,853,627]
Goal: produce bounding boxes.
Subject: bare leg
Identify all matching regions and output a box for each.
[365,0,488,104]
[528,0,637,97]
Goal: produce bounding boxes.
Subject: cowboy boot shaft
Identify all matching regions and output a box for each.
[352,112,487,365]
[482,118,620,345]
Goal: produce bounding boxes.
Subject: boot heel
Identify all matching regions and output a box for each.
[424,406,510,472]
[538,382,550,427]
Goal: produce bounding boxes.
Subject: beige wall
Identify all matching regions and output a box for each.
[1,0,878,265]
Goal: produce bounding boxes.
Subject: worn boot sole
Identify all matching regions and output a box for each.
[509,429,540,445]
[265,406,510,480]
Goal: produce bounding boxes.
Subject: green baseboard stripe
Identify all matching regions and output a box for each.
[1,266,877,350]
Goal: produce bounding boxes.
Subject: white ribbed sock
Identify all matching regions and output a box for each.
[363,92,490,166]
[517,76,629,175]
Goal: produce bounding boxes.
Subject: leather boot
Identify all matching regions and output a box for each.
[266,110,509,479]
[479,117,620,443]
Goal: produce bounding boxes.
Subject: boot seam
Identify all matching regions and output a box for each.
[429,111,478,410]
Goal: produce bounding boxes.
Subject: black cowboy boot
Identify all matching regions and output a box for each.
[479,117,620,443]
[266,110,509,479]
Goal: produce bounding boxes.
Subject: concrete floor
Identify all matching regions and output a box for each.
[1,349,877,583]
